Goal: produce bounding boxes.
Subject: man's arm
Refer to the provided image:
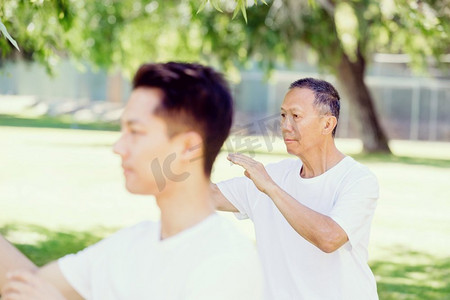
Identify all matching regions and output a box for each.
[210,183,239,213]
[36,262,83,300]
[2,268,66,300]
[0,236,82,299]
[227,153,348,253]
[0,236,37,288]
[264,184,348,253]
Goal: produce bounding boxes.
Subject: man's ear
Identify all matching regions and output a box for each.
[322,115,337,135]
[178,131,204,162]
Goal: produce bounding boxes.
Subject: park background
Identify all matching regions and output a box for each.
[1,0,449,299]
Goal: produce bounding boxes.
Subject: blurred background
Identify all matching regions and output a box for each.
[1,0,449,148]
[1,1,449,299]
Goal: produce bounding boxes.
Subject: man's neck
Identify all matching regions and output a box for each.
[155,176,214,240]
[299,141,345,179]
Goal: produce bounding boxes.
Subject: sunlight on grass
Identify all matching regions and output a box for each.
[1,126,449,299]
[0,224,108,266]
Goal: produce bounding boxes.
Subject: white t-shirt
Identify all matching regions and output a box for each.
[217,157,379,300]
[58,214,263,300]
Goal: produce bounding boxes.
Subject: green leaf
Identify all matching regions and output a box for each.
[231,0,247,22]
[232,5,240,19]
[307,0,317,9]
[240,0,248,23]
[210,0,223,13]
[196,0,208,14]
[0,18,20,52]
[253,0,268,5]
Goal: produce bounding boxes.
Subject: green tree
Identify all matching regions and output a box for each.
[0,1,212,75]
[195,0,449,152]
[1,0,449,152]
[0,0,76,73]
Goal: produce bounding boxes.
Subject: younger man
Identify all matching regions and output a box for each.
[1,62,263,299]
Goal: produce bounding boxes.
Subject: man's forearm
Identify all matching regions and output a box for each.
[225,152,349,252]
[265,184,348,253]
[0,235,37,290]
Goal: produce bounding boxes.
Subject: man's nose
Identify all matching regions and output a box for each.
[281,117,293,132]
[113,134,127,157]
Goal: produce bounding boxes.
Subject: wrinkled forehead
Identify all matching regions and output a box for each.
[281,88,317,111]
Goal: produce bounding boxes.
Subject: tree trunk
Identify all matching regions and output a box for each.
[106,71,123,103]
[337,50,391,153]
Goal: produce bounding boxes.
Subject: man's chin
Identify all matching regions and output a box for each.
[285,144,295,154]
[125,182,154,195]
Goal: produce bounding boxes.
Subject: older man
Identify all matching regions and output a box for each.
[213,78,379,300]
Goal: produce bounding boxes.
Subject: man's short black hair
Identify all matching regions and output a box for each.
[290,78,340,137]
[133,62,233,176]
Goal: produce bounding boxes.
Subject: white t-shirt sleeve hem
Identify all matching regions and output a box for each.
[329,215,354,250]
[58,256,91,299]
[233,211,250,220]
[328,170,379,251]
[217,181,250,220]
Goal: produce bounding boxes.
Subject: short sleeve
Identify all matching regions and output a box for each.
[328,173,379,249]
[57,225,138,299]
[58,238,108,299]
[217,176,255,220]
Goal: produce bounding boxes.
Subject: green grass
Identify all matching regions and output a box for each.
[0,114,120,131]
[0,126,449,299]
[372,249,450,300]
[0,224,108,267]
[2,225,449,299]
[352,152,450,169]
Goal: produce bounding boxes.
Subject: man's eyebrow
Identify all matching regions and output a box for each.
[120,119,145,126]
[280,107,302,113]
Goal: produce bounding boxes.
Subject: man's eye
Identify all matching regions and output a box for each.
[280,113,286,118]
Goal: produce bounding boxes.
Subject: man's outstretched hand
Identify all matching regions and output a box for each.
[2,270,66,300]
[227,153,277,194]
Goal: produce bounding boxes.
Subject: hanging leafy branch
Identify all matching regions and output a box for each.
[0,17,19,51]
[1,0,448,151]
[198,0,267,23]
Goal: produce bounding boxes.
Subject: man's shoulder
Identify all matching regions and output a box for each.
[119,220,157,234]
[184,217,263,299]
[198,215,255,255]
[99,220,158,247]
[342,156,377,180]
[337,157,379,195]
[210,215,254,245]
[197,216,261,265]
